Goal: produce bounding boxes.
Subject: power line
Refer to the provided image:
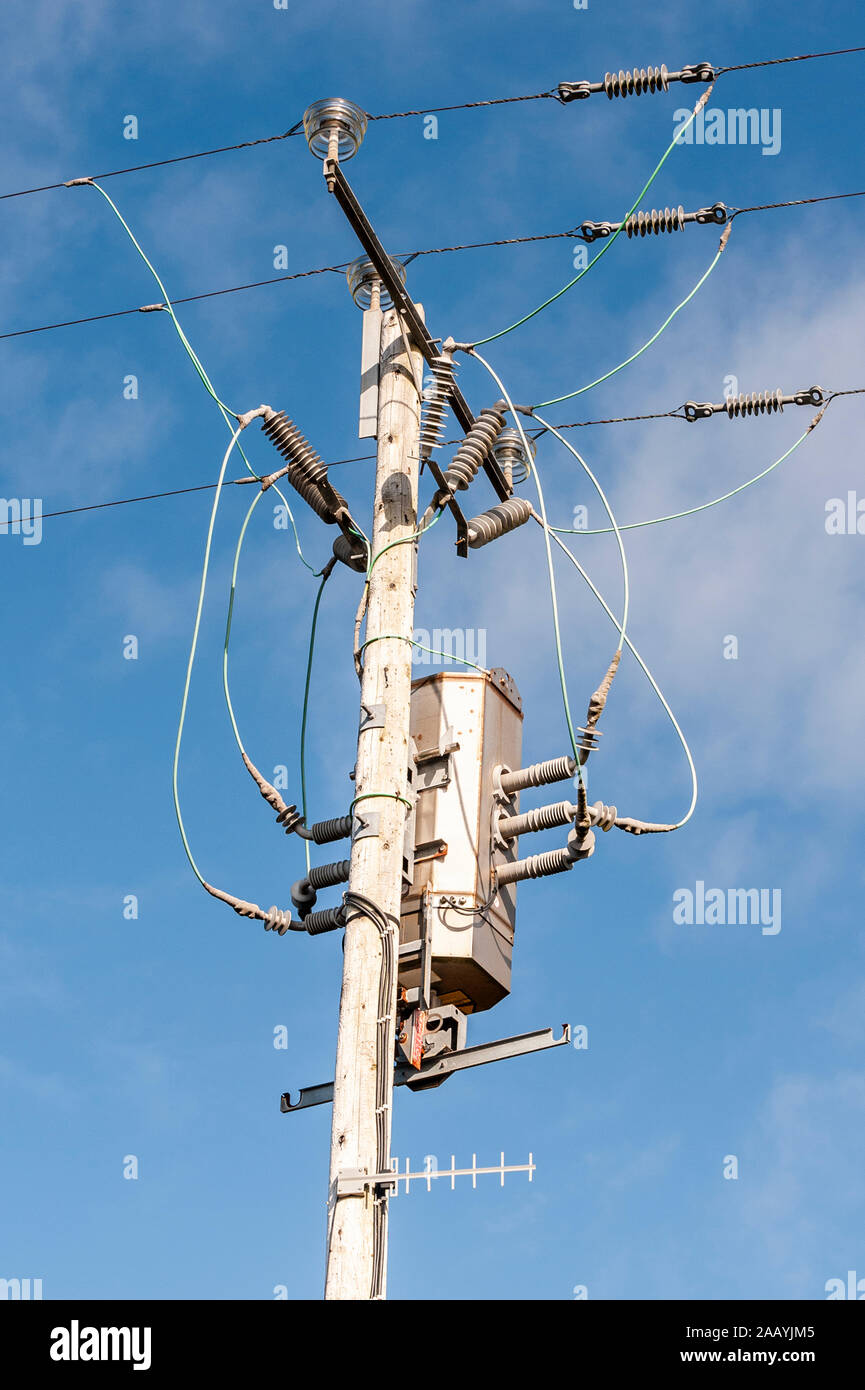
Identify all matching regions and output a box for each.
[0,126,306,201]
[11,390,862,529]
[0,93,554,202]
[0,452,379,526]
[731,189,865,219]
[366,91,554,121]
[539,386,865,433]
[3,187,862,346]
[716,44,865,75]
[0,263,351,341]
[0,232,574,342]
[2,46,863,204]
[533,409,687,431]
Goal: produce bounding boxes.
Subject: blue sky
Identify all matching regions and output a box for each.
[1,0,864,1301]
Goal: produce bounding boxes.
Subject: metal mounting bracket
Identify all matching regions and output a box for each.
[359,702,386,733]
[414,725,459,762]
[415,755,451,792]
[424,454,470,558]
[327,160,512,505]
[336,1166,398,1198]
[281,1023,571,1112]
[351,810,380,841]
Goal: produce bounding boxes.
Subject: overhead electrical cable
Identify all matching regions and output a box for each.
[78,178,325,572]
[541,522,699,830]
[468,85,714,346]
[2,46,862,202]
[468,348,626,797]
[548,405,830,537]
[532,233,730,408]
[10,390,862,531]
[2,189,861,346]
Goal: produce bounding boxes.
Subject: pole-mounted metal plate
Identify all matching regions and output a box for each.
[359,702,386,732]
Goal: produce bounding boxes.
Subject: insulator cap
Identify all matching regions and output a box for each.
[467,496,533,549]
[303,98,367,161]
[442,402,508,494]
[262,905,294,936]
[261,408,348,525]
[333,533,367,572]
[498,754,577,797]
[492,428,535,485]
[497,800,577,840]
[604,64,669,99]
[419,354,457,455]
[346,254,406,310]
[304,905,346,935]
[308,859,351,890]
[309,815,353,845]
[625,205,686,238]
[496,846,574,886]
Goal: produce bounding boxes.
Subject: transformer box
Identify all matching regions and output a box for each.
[400,667,523,1014]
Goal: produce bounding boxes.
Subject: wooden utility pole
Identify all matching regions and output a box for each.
[324,304,422,1300]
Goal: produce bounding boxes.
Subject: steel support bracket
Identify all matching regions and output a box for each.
[327,161,512,505]
[335,1166,398,1198]
[281,1023,571,1111]
[424,453,469,558]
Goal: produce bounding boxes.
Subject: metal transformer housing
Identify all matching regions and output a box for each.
[400,668,523,1014]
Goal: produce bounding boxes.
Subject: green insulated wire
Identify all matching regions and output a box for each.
[87,183,325,572]
[222,487,267,758]
[470,97,706,347]
[87,182,241,419]
[358,633,490,672]
[299,568,332,873]
[222,481,331,879]
[86,180,261,489]
[545,525,698,829]
[173,423,247,886]
[530,411,630,653]
[364,506,444,579]
[549,420,824,536]
[468,349,585,790]
[533,241,727,409]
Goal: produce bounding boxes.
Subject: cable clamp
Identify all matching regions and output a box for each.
[64,176,94,187]
[695,202,728,225]
[556,81,592,103]
[237,404,269,431]
[682,400,716,423]
[679,61,716,84]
